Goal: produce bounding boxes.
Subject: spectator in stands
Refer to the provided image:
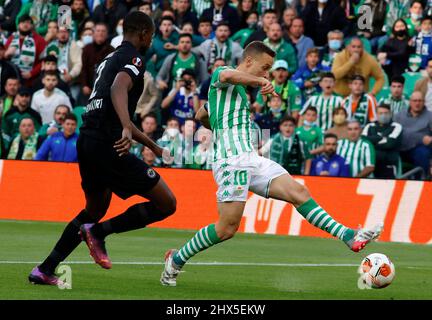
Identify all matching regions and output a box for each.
[413,16,432,70]
[300,72,342,132]
[296,106,323,174]
[161,69,200,126]
[414,58,432,112]
[79,22,114,104]
[281,6,297,40]
[71,0,90,40]
[245,9,277,46]
[38,104,70,140]
[358,0,388,54]
[0,43,19,98]
[341,75,378,127]
[31,71,72,124]
[0,0,21,33]
[194,22,243,71]
[288,17,315,68]
[146,16,179,76]
[137,1,161,22]
[191,0,212,17]
[253,60,302,118]
[263,23,297,74]
[2,87,42,149]
[385,0,410,36]
[6,117,43,160]
[320,30,344,69]
[182,117,198,167]
[35,113,79,162]
[76,27,93,49]
[310,133,350,177]
[141,112,162,142]
[157,33,207,94]
[156,117,184,168]
[332,37,385,97]
[405,0,423,37]
[44,20,58,44]
[201,0,240,34]
[255,94,286,137]
[362,104,403,179]
[175,0,199,32]
[45,26,82,97]
[198,58,226,108]
[327,106,349,139]
[92,0,128,37]
[300,0,347,48]
[394,91,432,179]
[5,14,47,86]
[236,0,257,30]
[337,119,376,178]
[16,0,58,37]
[379,76,409,115]
[110,19,124,49]
[379,19,413,81]
[183,127,213,170]
[135,71,160,120]
[0,77,20,117]
[197,16,215,41]
[141,146,157,166]
[260,115,305,175]
[292,47,330,101]
[180,22,205,47]
[231,11,259,48]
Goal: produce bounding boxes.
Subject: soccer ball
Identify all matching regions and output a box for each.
[358,253,395,289]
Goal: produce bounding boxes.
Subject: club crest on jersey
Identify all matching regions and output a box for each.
[132,57,142,67]
[147,168,156,178]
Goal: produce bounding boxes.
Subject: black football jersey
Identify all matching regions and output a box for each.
[80,41,145,141]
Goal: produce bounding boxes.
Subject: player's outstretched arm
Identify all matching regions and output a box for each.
[219,69,277,96]
[195,105,211,129]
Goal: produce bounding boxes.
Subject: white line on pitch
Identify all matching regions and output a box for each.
[0,260,358,267]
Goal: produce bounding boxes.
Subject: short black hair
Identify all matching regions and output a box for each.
[18,14,33,24]
[421,15,432,23]
[332,106,348,117]
[166,117,180,125]
[243,41,276,60]
[263,9,277,16]
[305,106,318,114]
[391,75,405,85]
[43,70,58,79]
[178,33,193,42]
[411,0,424,8]
[181,68,196,79]
[142,112,158,122]
[324,133,338,141]
[43,54,58,64]
[215,21,230,31]
[246,11,259,19]
[378,103,391,111]
[64,113,77,123]
[123,11,155,35]
[199,16,212,24]
[320,72,335,81]
[280,115,296,126]
[350,74,365,83]
[159,15,175,25]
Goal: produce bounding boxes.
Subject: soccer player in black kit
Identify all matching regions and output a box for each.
[29,12,177,286]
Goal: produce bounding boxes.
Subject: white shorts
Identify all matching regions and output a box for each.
[212,152,288,202]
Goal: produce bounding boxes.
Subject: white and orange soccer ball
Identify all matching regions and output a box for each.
[358,253,396,289]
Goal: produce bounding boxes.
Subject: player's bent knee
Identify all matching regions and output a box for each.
[217,223,239,241]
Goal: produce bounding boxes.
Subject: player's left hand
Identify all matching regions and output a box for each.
[260,78,278,97]
[114,127,132,156]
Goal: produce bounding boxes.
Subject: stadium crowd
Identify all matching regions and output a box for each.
[0,0,432,180]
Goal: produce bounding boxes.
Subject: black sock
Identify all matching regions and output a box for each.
[91,202,170,238]
[38,210,97,275]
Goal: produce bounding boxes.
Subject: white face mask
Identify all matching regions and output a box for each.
[166,128,179,138]
[318,0,328,3]
[116,26,123,36]
[82,35,93,45]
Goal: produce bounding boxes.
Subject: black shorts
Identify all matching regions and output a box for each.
[77,134,161,200]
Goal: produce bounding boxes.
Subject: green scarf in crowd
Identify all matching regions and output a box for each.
[7,132,39,160]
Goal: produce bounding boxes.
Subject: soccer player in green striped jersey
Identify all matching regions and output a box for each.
[337,120,376,178]
[378,76,409,115]
[161,41,383,287]
[300,72,343,132]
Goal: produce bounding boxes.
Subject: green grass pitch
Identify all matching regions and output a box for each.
[0,219,431,300]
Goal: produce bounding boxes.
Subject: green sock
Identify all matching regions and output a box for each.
[297,198,354,242]
[173,224,221,267]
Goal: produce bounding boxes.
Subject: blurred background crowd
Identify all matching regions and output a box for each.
[0,0,432,180]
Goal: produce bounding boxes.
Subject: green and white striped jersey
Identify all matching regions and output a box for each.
[208,66,254,161]
[378,94,409,115]
[300,93,343,131]
[337,138,376,177]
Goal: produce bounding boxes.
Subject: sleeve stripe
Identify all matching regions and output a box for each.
[124,64,139,76]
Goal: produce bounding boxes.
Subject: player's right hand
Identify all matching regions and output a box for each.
[114,127,132,157]
[260,78,278,97]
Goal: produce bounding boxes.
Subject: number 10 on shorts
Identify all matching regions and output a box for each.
[234,170,248,186]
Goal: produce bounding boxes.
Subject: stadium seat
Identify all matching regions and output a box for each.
[73,106,86,133]
[369,70,389,93]
[402,72,423,96]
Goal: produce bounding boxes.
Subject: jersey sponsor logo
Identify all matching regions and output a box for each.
[132,57,142,67]
[85,98,103,112]
[147,168,156,178]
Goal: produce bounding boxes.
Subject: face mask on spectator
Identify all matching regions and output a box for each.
[82,35,93,45]
[329,40,342,51]
[378,114,392,125]
[318,0,328,3]
[421,28,432,36]
[166,128,180,138]
[333,114,346,125]
[411,13,423,21]
[303,120,317,127]
[116,26,123,36]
